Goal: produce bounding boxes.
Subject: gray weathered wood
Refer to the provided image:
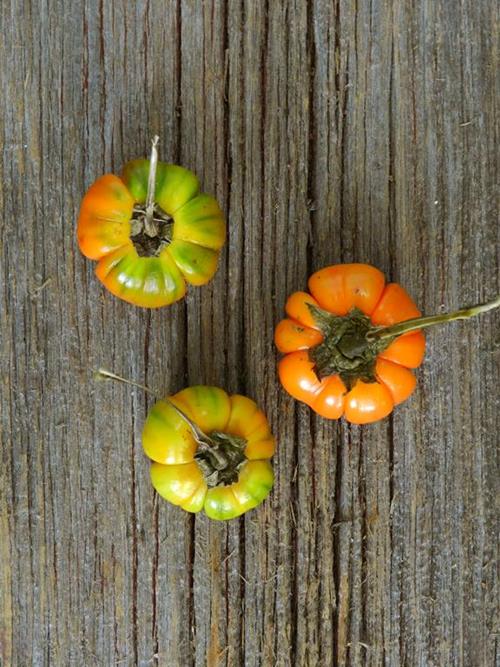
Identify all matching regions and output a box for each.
[1,1,498,665]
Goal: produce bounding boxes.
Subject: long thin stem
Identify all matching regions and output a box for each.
[145,135,160,227]
[95,367,211,446]
[96,368,156,395]
[367,295,500,341]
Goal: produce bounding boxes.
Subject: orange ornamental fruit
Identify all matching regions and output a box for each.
[275,263,499,424]
[77,137,225,308]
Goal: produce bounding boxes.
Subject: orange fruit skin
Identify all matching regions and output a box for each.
[275,264,425,424]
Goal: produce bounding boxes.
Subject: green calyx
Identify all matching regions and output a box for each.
[194,432,247,488]
[307,305,394,388]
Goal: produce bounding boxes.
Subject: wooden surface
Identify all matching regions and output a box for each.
[1,1,498,665]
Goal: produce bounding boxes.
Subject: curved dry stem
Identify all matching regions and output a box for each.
[96,368,249,487]
[95,367,210,446]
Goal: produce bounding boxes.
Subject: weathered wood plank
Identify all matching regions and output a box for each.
[1,1,498,666]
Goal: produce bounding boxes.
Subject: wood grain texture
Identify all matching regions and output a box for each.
[1,1,498,665]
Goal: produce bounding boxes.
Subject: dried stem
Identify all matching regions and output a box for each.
[95,368,156,395]
[95,367,210,446]
[96,369,248,487]
[145,135,160,229]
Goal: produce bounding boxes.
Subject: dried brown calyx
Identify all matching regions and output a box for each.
[194,432,247,488]
[130,204,172,257]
